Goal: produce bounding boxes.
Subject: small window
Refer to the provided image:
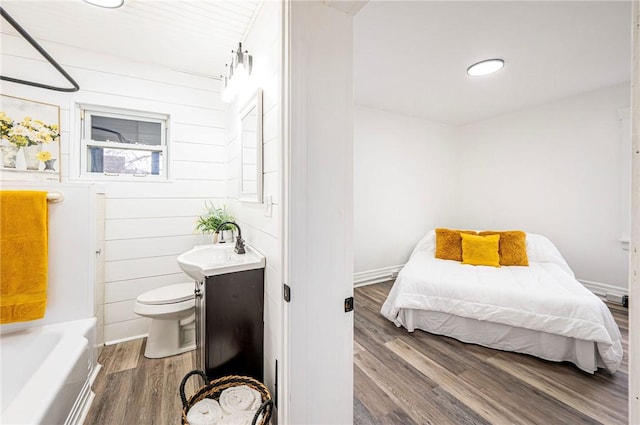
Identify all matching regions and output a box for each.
[79,105,169,179]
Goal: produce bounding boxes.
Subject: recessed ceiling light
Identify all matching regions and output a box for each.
[467,59,504,77]
[83,0,123,8]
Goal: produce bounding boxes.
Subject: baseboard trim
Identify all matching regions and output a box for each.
[105,333,147,346]
[578,279,628,301]
[354,265,404,287]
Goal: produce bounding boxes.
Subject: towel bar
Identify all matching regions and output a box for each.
[47,192,63,203]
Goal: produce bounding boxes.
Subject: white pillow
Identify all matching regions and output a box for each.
[410,229,436,258]
[525,233,574,276]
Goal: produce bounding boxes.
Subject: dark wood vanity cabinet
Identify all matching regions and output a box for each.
[195,268,265,381]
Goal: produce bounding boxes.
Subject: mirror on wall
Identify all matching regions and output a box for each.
[239,89,263,203]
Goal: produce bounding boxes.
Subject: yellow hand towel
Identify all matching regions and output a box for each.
[0,191,48,324]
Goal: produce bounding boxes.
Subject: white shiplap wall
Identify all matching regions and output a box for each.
[225,0,282,404]
[1,29,226,343]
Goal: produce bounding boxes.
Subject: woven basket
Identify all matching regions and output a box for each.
[180,370,273,425]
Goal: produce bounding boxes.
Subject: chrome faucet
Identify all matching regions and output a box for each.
[215,221,246,254]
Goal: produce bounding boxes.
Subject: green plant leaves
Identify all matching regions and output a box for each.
[195,202,235,234]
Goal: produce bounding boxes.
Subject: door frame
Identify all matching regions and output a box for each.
[280,1,355,424]
[629,2,639,423]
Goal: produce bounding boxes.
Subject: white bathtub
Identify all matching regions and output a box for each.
[0,318,98,425]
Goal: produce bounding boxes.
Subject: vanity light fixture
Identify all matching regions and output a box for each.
[83,0,124,8]
[467,58,504,77]
[220,75,234,103]
[221,42,253,103]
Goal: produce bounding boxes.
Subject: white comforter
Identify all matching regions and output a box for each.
[381,231,623,373]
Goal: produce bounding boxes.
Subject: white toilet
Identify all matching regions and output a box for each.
[134,282,196,359]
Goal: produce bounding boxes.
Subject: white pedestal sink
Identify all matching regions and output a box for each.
[177,243,265,282]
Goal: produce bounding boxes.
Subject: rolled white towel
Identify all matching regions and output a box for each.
[218,411,259,425]
[219,385,262,414]
[186,398,224,425]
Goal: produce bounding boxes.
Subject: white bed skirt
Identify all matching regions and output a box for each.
[398,308,599,373]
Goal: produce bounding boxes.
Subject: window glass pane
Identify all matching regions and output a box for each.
[87,147,163,175]
[91,115,161,146]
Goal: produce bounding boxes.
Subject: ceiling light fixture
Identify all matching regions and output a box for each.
[221,42,253,103]
[83,0,124,8]
[467,58,504,77]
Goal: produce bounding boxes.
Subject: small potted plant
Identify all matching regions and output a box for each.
[195,202,236,243]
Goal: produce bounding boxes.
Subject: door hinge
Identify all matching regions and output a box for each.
[344,296,354,312]
[283,284,291,303]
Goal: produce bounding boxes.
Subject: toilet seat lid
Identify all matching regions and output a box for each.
[137,282,194,305]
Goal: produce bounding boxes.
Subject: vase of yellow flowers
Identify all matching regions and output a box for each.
[0,111,18,168]
[0,114,59,171]
[38,151,56,171]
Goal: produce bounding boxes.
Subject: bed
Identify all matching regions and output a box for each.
[380,229,623,374]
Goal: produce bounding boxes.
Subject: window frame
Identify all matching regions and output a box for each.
[77,104,170,181]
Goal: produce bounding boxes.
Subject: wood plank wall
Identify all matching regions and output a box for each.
[224,0,283,404]
[0,24,225,343]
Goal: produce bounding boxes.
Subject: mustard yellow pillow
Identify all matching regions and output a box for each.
[479,230,529,266]
[461,233,501,267]
[435,228,477,261]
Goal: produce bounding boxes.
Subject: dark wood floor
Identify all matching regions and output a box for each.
[85,281,628,425]
[84,338,198,425]
[354,281,629,425]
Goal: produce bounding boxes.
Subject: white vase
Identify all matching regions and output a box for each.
[22,144,42,170]
[1,145,20,168]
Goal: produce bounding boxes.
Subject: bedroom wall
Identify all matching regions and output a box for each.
[1,24,224,342]
[224,0,282,408]
[354,84,630,295]
[353,105,457,280]
[456,83,631,292]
